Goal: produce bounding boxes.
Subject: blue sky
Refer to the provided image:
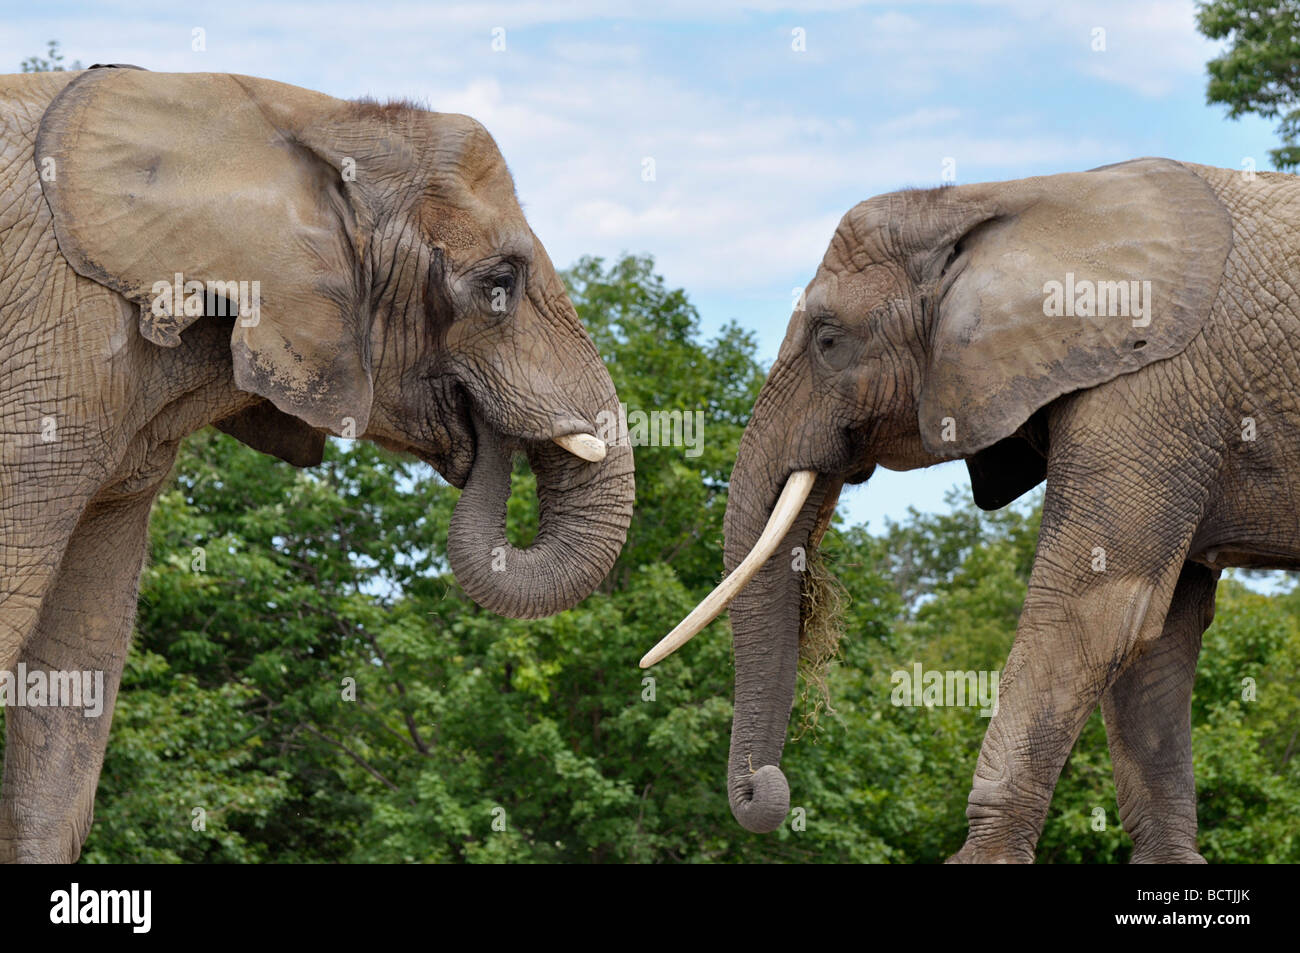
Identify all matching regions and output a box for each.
[1,0,1282,536]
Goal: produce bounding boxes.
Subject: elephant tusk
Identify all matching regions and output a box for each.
[640,470,816,668]
[553,432,607,463]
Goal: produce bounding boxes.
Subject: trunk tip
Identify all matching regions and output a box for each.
[731,764,790,833]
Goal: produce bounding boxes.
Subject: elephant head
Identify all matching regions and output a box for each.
[36,69,633,618]
[643,157,1233,832]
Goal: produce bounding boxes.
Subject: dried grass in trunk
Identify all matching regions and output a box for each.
[793,549,847,740]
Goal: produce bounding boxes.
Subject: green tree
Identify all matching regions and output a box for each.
[1198,0,1300,169]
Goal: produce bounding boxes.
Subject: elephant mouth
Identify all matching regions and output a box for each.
[388,383,476,488]
[400,380,609,491]
[805,473,844,550]
[844,462,876,486]
[439,391,477,489]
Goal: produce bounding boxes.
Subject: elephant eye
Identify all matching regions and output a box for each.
[482,269,519,316]
[815,324,842,353]
[490,272,515,296]
[812,320,857,371]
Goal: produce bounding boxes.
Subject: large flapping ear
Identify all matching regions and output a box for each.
[37,69,372,435]
[912,157,1232,457]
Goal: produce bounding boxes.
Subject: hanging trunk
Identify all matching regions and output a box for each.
[722,436,840,832]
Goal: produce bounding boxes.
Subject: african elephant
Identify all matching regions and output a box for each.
[644,156,1289,863]
[0,67,633,862]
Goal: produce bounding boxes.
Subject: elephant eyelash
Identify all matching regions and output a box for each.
[475,262,526,321]
[477,257,525,290]
[810,318,844,352]
[482,272,512,296]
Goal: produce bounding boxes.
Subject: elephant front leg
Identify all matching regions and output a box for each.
[1100,561,1216,864]
[0,491,155,863]
[948,568,1184,863]
[0,501,85,676]
[946,450,1207,865]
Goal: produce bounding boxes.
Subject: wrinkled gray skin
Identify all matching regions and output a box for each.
[0,70,632,862]
[723,157,1292,862]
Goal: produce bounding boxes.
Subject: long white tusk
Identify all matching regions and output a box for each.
[639,470,816,668]
[553,432,607,463]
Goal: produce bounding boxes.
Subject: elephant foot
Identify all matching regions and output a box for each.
[1130,844,1207,864]
[945,840,1034,864]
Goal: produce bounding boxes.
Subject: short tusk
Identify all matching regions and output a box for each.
[639,470,817,668]
[553,432,607,463]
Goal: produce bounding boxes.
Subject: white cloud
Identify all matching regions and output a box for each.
[876,107,963,135]
[994,0,1216,97]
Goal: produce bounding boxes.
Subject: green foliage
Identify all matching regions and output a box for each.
[1197,0,1300,169]
[83,650,292,864]
[1191,584,1300,861]
[566,254,764,591]
[7,254,1291,862]
[21,41,81,73]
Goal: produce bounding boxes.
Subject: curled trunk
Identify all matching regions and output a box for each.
[447,417,634,619]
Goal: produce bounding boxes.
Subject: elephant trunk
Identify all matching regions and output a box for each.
[721,437,839,833]
[447,415,634,619]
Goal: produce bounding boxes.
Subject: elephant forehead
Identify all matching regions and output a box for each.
[419,205,482,250]
[849,263,903,295]
[418,200,531,262]
[814,262,903,312]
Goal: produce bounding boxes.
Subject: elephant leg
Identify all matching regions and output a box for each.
[0,489,88,677]
[947,424,1210,863]
[0,488,156,863]
[1101,561,1216,864]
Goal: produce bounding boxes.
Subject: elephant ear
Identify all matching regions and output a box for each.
[915,157,1232,457]
[36,69,371,435]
